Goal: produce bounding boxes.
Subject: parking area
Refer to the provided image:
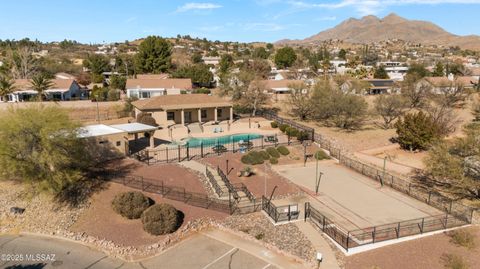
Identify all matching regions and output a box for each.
[273,160,442,230]
[0,230,307,269]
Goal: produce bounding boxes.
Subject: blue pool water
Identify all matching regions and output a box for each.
[177,133,263,148]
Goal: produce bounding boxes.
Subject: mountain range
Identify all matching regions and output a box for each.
[278,13,480,50]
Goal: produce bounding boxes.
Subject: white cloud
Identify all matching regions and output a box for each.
[242,22,285,31]
[287,0,480,15]
[176,3,222,13]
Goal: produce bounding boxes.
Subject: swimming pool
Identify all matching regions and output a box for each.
[175,133,263,148]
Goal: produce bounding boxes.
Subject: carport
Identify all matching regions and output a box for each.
[110,123,158,150]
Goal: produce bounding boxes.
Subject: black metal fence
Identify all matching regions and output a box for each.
[110,175,262,215]
[141,133,302,165]
[305,202,469,251]
[260,111,315,141]
[261,196,300,223]
[260,112,474,224]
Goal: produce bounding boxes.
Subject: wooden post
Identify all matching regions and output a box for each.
[397,222,401,238]
[420,218,424,234]
[373,226,376,243]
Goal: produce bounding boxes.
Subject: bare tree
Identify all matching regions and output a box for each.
[401,75,430,108]
[287,82,314,120]
[8,46,36,79]
[242,79,269,116]
[433,80,469,108]
[374,95,408,129]
[426,104,460,137]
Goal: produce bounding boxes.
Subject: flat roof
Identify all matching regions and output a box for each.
[110,123,158,133]
[132,94,232,111]
[78,124,125,138]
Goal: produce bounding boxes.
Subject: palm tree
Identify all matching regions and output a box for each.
[30,74,53,101]
[0,76,16,102]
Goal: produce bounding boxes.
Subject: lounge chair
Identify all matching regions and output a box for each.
[212,145,227,153]
[264,135,278,143]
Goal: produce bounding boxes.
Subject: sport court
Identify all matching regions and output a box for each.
[273,160,442,231]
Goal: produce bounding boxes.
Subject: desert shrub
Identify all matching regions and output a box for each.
[279,124,289,133]
[285,126,299,137]
[296,131,309,141]
[394,111,441,151]
[255,232,265,240]
[270,157,278,164]
[241,154,254,165]
[112,191,151,219]
[266,147,280,158]
[442,253,469,269]
[449,229,476,250]
[277,146,290,156]
[249,151,265,165]
[141,203,182,235]
[259,150,271,160]
[270,121,278,128]
[315,150,330,160]
[241,151,264,165]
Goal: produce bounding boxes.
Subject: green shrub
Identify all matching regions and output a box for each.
[249,151,265,165]
[285,127,299,137]
[270,121,278,128]
[112,191,151,219]
[266,147,280,158]
[255,232,265,240]
[314,150,330,160]
[141,204,182,235]
[296,131,309,141]
[276,146,290,156]
[449,229,476,250]
[241,154,254,165]
[270,157,278,164]
[259,150,271,160]
[279,124,289,133]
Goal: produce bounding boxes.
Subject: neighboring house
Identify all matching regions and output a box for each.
[55,72,76,80]
[132,95,233,128]
[263,80,305,95]
[9,79,84,102]
[377,61,408,81]
[202,56,221,65]
[136,74,169,80]
[363,79,397,95]
[419,75,478,94]
[126,78,192,99]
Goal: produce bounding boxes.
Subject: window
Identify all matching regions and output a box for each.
[99,140,108,145]
[116,141,121,147]
[201,109,207,119]
[167,112,175,121]
[217,109,222,118]
[141,91,150,99]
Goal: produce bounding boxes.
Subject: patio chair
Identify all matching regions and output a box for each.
[212,144,227,153]
[264,135,278,143]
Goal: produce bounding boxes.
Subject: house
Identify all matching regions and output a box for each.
[202,56,221,65]
[55,72,76,80]
[377,61,409,81]
[132,95,233,127]
[363,79,397,94]
[126,78,192,99]
[419,75,478,94]
[136,74,169,80]
[263,80,304,95]
[8,79,84,102]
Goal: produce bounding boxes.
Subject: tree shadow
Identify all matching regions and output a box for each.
[54,141,139,208]
[175,210,185,232]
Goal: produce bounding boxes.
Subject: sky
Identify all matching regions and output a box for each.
[1,0,480,44]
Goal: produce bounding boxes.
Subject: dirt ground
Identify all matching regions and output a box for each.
[201,151,303,198]
[106,159,208,194]
[346,226,480,269]
[70,183,228,247]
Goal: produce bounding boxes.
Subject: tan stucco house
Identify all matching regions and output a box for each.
[132,94,233,128]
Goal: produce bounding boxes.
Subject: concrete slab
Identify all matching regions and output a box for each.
[273,161,442,230]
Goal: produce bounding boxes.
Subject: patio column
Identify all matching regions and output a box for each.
[149,131,154,148]
[214,107,218,122]
[181,109,185,125]
[198,108,202,123]
[229,106,233,124]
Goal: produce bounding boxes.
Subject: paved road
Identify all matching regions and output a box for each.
[0,230,309,269]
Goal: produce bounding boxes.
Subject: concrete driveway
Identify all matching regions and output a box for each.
[0,230,309,269]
